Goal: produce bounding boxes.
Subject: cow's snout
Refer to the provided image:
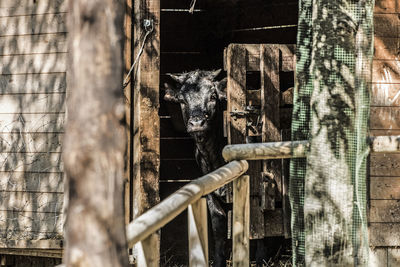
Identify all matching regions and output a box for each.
[187,116,207,132]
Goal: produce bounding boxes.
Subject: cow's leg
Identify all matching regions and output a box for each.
[206,193,227,267]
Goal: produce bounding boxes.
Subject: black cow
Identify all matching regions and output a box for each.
[164,69,228,267]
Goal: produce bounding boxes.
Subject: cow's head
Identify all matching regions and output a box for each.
[164,69,227,134]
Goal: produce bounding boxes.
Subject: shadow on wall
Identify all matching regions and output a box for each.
[0,0,66,243]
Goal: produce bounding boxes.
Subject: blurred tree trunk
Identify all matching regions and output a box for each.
[63,1,129,266]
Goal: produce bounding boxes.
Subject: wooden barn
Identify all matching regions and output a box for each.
[0,0,399,266]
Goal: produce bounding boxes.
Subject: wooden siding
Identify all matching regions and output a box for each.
[370,4,400,265]
[0,1,66,249]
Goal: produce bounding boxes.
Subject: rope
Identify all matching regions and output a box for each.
[189,0,197,14]
[123,21,154,88]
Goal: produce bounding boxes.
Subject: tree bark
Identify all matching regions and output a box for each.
[64,1,129,266]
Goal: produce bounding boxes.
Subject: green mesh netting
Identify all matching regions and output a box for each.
[290,1,374,266]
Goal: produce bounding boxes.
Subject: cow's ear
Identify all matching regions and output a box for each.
[216,77,227,100]
[164,83,180,103]
[167,73,187,84]
[207,69,222,80]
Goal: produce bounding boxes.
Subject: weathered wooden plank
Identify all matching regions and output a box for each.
[0,152,62,172]
[0,113,64,133]
[370,223,400,246]
[0,93,65,114]
[0,132,63,153]
[374,37,400,60]
[375,0,399,13]
[0,171,63,192]
[371,83,400,106]
[370,107,400,129]
[0,13,66,36]
[188,198,208,267]
[373,60,400,84]
[374,14,400,38]
[0,191,63,213]
[370,153,400,176]
[0,33,67,56]
[226,44,247,197]
[388,249,400,266]
[370,200,400,222]
[370,129,400,136]
[232,175,250,267]
[261,44,282,207]
[371,177,400,200]
[0,210,63,235]
[0,73,66,94]
[0,0,67,17]
[0,53,67,74]
[369,248,387,267]
[133,0,161,265]
[0,239,62,249]
[0,248,63,259]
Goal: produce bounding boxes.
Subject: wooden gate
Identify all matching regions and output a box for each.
[224,44,295,238]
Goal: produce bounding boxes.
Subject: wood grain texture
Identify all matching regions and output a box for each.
[0,113,64,133]
[0,53,67,74]
[375,0,399,13]
[0,239,62,249]
[0,0,66,17]
[374,14,400,38]
[370,223,400,246]
[388,249,400,267]
[371,82,400,106]
[0,210,63,235]
[0,13,66,36]
[0,33,67,56]
[370,177,400,199]
[370,107,400,129]
[0,171,63,192]
[0,191,63,213]
[370,153,400,176]
[0,73,66,94]
[369,248,388,267]
[188,198,208,267]
[373,60,400,84]
[0,132,63,153]
[370,200,400,222]
[0,93,65,114]
[232,175,250,267]
[374,37,400,60]
[0,152,62,172]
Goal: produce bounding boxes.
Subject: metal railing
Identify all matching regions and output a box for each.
[126,136,400,266]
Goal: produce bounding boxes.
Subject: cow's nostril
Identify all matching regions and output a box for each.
[200,120,205,126]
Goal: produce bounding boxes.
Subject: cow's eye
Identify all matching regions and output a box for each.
[178,95,185,103]
[210,93,217,101]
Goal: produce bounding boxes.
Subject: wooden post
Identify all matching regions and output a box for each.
[64,1,129,266]
[260,44,282,206]
[133,0,160,265]
[227,44,265,239]
[124,0,133,226]
[232,175,250,267]
[188,198,208,267]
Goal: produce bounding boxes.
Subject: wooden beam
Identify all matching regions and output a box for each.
[123,0,133,226]
[232,175,250,267]
[188,198,208,267]
[133,0,161,265]
[126,160,248,247]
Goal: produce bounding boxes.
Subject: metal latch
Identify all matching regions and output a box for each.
[230,106,261,118]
